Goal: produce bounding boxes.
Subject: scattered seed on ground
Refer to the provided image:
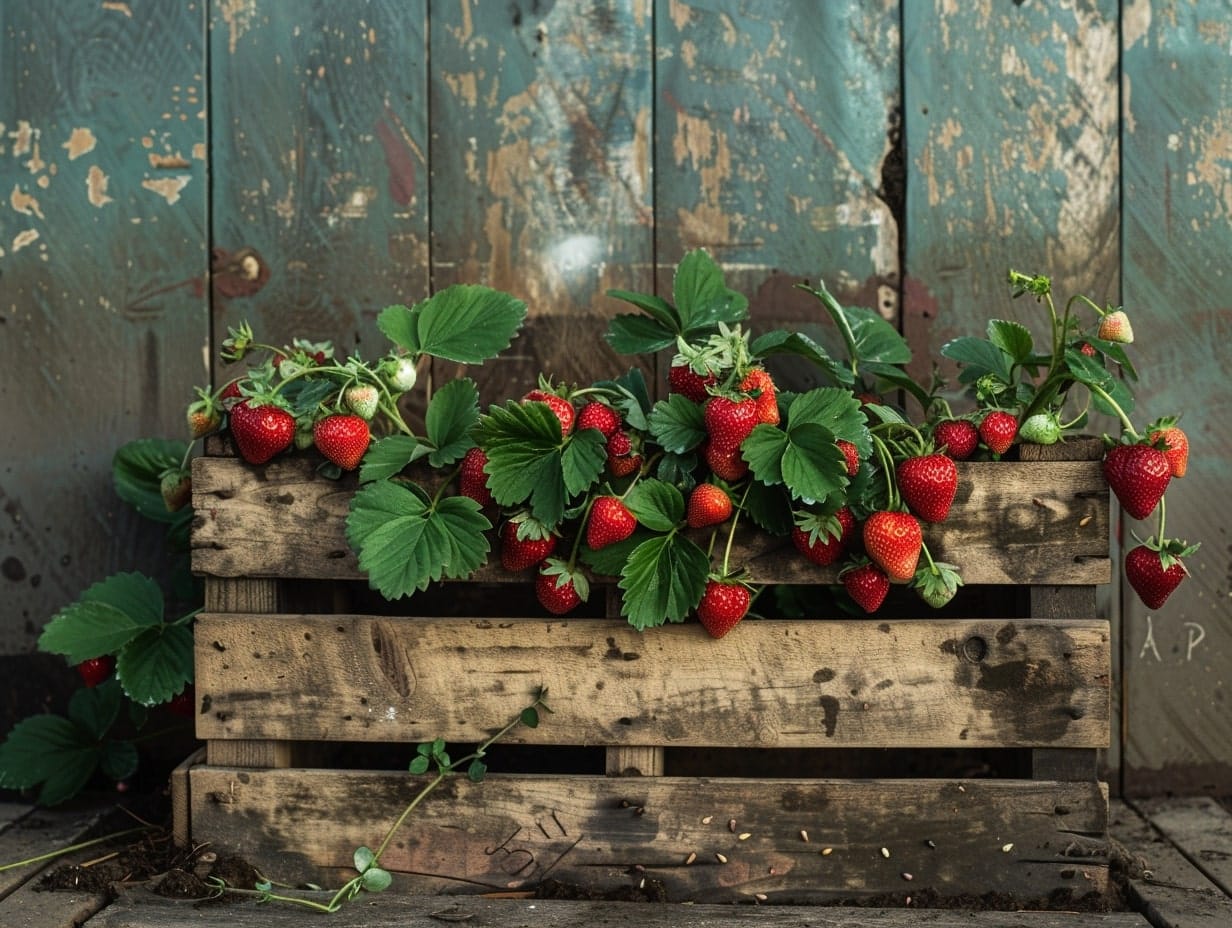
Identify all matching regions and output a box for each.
[685,852,696,865]
[800,829,809,842]
[715,853,728,864]
[881,847,891,858]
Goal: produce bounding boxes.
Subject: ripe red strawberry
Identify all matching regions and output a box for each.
[218,378,245,411]
[587,496,637,549]
[791,507,856,567]
[76,655,114,688]
[459,447,494,507]
[1097,309,1134,344]
[524,389,575,436]
[608,452,642,478]
[1078,341,1097,358]
[167,685,195,718]
[1125,543,1194,610]
[499,518,557,572]
[687,484,733,529]
[934,419,978,460]
[836,440,860,476]
[703,395,759,451]
[897,454,959,524]
[577,402,622,437]
[703,441,749,482]
[1148,421,1189,479]
[740,368,780,426]
[230,400,295,464]
[606,430,632,457]
[696,579,751,638]
[344,384,380,420]
[1103,443,1171,520]
[841,562,890,613]
[313,414,371,471]
[535,559,586,615]
[863,510,923,581]
[978,410,1018,456]
[668,362,717,403]
[160,468,192,513]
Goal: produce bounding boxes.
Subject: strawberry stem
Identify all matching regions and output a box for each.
[1085,382,1140,439]
[719,482,753,577]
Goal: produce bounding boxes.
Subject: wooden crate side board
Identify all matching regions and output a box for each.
[187,768,1109,903]
[191,456,1108,585]
[195,614,1109,749]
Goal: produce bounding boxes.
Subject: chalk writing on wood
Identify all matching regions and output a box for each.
[1137,615,1207,663]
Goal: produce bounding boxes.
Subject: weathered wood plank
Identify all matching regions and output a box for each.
[1134,797,1232,899]
[195,614,1108,749]
[190,456,1109,586]
[189,768,1109,904]
[90,885,1151,928]
[1109,799,1232,928]
[428,0,654,395]
[0,804,111,901]
[0,0,208,653]
[654,0,903,393]
[1120,0,1232,799]
[208,1,429,372]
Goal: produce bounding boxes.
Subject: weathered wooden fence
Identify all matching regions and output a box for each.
[1,1,1227,796]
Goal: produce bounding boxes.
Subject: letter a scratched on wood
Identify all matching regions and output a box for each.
[1139,614,1162,662]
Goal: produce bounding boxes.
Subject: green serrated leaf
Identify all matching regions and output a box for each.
[619,534,710,631]
[654,452,698,490]
[414,285,527,363]
[941,336,1013,385]
[785,387,868,451]
[744,481,794,535]
[749,330,849,386]
[604,314,678,355]
[358,435,422,483]
[560,430,607,498]
[648,394,706,454]
[39,573,164,664]
[847,305,912,367]
[115,624,194,706]
[0,715,98,806]
[1065,347,1115,390]
[624,480,685,532]
[673,249,749,335]
[741,425,789,486]
[781,423,848,502]
[112,439,191,524]
[281,378,336,418]
[580,531,647,577]
[68,678,123,739]
[376,305,420,354]
[591,369,653,430]
[347,482,491,599]
[424,378,480,468]
[99,739,139,781]
[604,289,681,330]
[987,319,1034,363]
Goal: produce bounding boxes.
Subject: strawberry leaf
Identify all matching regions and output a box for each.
[648,394,706,453]
[784,423,850,502]
[359,435,430,483]
[786,387,871,456]
[624,479,685,532]
[619,533,709,631]
[113,439,192,525]
[478,401,605,526]
[749,329,850,386]
[605,313,678,355]
[0,715,98,806]
[605,289,680,331]
[38,573,164,663]
[744,481,794,535]
[67,679,123,739]
[941,336,1014,385]
[987,319,1034,363]
[379,285,527,364]
[281,378,335,418]
[115,623,194,706]
[655,451,699,490]
[580,531,647,577]
[847,305,912,367]
[99,739,139,782]
[674,249,749,336]
[347,482,491,598]
[424,378,480,468]
[592,368,653,431]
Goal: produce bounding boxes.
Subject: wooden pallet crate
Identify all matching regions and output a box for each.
[180,440,1112,905]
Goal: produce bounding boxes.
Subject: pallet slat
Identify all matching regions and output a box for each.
[195,615,1109,749]
[188,768,1109,904]
[190,457,1110,586]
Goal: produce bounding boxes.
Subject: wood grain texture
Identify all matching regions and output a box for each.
[428,0,654,398]
[0,1,207,651]
[1120,0,1232,798]
[194,614,1109,749]
[208,1,429,368]
[92,886,1152,928]
[190,455,1109,585]
[188,768,1109,903]
[901,0,1120,396]
[654,0,903,384]
[1134,797,1232,898]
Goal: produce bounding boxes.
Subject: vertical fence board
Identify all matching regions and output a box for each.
[428,0,654,397]
[0,1,207,652]
[208,1,429,372]
[1120,0,1232,797]
[654,0,901,392]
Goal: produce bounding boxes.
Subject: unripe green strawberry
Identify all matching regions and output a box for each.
[1018,412,1062,445]
[1097,309,1134,344]
[586,496,637,550]
[381,356,419,392]
[840,562,890,613]
[863,510,923,581]
[696,579,751,638]
[313,414,371,471]
[344,384,380,420]
[912,561,963,609]
[687,484,733,529]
